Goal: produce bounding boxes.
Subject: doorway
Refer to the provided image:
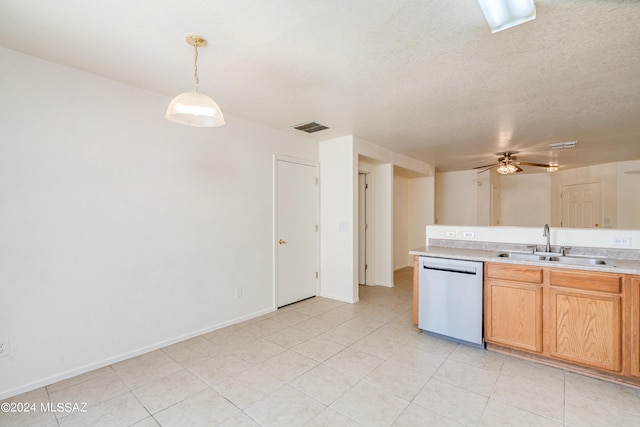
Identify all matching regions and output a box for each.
[491,184,500,226]
[274,157,319,307]
[358,172,372,286]
[561,182,602,228]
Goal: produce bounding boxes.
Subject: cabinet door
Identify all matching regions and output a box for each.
[549,287,622,372]
[485,279,543,352]
[632,276,640,378]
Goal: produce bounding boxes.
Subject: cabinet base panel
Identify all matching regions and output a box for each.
[486,343,640,389]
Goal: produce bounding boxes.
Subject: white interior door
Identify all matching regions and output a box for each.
[562,182,602,228]
[275,158,318,307]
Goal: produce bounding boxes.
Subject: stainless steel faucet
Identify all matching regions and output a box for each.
[543,224,551,252]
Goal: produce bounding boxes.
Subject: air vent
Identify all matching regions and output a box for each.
[293,121,329,133]
[549,141,578,150]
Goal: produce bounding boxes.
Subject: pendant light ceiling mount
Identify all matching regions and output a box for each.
[165,34,225,128]
[185,35,207,48]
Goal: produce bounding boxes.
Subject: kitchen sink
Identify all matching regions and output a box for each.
[496,252,547,261]
[547,256,611,266]
[496,252,613,267]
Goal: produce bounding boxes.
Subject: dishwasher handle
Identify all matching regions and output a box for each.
[422,264,478,275]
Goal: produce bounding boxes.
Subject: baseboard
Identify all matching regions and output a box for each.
[0,307,276,400]
[319,292,359,304]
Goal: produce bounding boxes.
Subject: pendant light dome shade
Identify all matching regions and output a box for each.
[165,34,225,128]
[165,91,225,127]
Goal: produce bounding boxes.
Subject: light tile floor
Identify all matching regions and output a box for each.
[2,268,640,426]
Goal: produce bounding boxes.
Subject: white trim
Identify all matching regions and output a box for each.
[371,281,394,288]
[357,165,374,288]
[319,292,359,304]
[274,154,318,168]
[0,307,275,400]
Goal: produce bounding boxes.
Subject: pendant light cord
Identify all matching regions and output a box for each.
[193,43,200,92]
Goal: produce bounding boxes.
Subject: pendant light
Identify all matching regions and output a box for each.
[165,35,225,127]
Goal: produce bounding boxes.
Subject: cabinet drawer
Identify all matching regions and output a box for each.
[550,269,622,294]
[486,263,543,284]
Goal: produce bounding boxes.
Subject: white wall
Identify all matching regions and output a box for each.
[319,136,358,302]
[0,48,318,399]
[426,225,640,250]
[500,173,551,227]
[435,170,478,225]
[476,170,491,226]
[357,139,433,176]
[394,175,435,267]
[550,162,618,228]
[408,176,435,254]
[617,160,640,229]
[372,163,393,286]
[319,136,434,298]
[393,175,409,270]
[436,162,637,230]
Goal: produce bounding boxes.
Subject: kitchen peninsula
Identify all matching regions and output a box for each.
[411,225,640,388]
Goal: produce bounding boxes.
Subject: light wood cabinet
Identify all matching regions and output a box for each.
[484,263,543,352]
[632,276,640,378]
[484,263,637,385]
[548,269,623,372]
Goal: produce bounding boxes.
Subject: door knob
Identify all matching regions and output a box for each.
[279,239,287,245]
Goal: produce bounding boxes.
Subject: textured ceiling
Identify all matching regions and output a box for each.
[1,0,639,173]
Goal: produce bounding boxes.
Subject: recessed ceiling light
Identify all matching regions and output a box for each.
[477,0,536,33]
[549,141,578,150]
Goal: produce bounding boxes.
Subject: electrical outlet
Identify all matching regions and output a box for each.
[445,231,456,237]
[611,236,631,246]
[463,231,475,239]
[0,338,9,357]
[234,287,243,298]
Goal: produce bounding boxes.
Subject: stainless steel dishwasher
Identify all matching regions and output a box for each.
[418,256,484,348]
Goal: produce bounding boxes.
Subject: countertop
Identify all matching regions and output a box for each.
[410,245,640,275]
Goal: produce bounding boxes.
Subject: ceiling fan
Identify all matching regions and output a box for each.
[473,151,555,175]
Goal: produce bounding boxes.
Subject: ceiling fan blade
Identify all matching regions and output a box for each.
[472,163,498,170]
[518,161,551,168]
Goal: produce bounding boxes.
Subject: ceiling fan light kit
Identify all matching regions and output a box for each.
[474,151,556,175]
[165,35,225,128]
[477,0,536,33]
[497,163,520,175]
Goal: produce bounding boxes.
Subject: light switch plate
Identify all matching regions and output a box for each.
[0,338,9,357]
